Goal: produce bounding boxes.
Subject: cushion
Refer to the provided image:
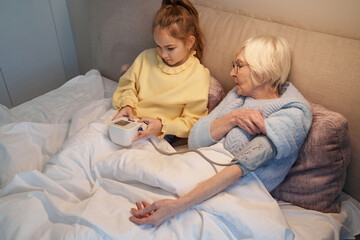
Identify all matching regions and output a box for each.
[10,70,104,124]
[208,75,226,112]
[271,102,351,213]
[118,64,225,112]
[0,70,104,189]
[0,122,68,188]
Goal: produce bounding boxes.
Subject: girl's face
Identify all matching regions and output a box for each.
[153,27,195,67]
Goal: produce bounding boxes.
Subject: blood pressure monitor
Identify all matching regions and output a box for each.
[109,117,145,146]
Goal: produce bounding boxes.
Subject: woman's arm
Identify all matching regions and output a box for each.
[189,108,266,149]
[264,103,312,159]
[129,165,242,226]
[129,133,277,226]
[189,88,266,149]
[210,109,266,141]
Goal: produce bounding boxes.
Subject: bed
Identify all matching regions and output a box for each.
[1,0,360,239]
[0,70,358,239]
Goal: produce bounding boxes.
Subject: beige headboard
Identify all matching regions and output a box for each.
[67,0,360,201]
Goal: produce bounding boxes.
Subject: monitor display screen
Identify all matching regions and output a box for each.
[115,120,130,126]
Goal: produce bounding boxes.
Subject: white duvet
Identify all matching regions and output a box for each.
[0,70,358,240]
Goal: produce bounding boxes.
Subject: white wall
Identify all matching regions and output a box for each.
[0,0,79,107]
[66,0,92,75]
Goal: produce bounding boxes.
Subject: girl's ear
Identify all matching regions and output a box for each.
[186,35,196,50]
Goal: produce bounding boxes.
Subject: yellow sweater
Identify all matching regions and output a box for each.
[112,48,210,138]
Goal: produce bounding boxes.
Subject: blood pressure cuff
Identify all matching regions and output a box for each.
[231,135,277,176]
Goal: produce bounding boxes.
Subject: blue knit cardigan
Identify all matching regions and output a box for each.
[188,82,312,191]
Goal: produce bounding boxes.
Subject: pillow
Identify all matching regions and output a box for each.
[0,70,104,189]
[271,102,351,213]
[0,122,68,188]
[118,64,225,112]
[10,69,104,124]
[208,75,226,112]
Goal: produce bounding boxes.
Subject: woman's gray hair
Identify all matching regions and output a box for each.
[239,36,291,91]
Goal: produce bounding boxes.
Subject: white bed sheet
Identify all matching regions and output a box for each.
[0,70,358,240]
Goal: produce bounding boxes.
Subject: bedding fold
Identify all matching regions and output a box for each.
[0,100,294,239]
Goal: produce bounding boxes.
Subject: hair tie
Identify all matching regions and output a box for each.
[164,1,195,16]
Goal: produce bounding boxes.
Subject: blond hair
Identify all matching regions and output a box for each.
[240,36,291,91]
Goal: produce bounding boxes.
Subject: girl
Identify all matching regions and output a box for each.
[112,0,210,144]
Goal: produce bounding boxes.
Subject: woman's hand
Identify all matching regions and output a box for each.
[132,117,163,142]
[129,199,183,226]
[231,109,266,135]
[210,109,265,140]
[112,105,135,120]
[129,165,242,226]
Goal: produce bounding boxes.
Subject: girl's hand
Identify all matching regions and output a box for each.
[129,199,182,226]
[132,118,163,142]
[231,109,266,135]
[112,105,135,120]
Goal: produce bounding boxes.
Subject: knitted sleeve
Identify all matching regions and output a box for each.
[264,102,312,159]
[188,90,234,149]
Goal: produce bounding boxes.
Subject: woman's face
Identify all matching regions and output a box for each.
[153,27,194,67]
[231,51,259,97]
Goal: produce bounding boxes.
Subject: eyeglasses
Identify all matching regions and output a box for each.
[232,61,249,74]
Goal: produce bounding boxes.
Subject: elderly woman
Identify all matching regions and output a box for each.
[129,36,312,226]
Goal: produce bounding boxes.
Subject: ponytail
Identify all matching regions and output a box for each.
[153,0,205,61]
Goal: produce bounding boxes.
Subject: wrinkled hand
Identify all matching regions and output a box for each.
[129,199,182,226]
[112,105,135,120]
[132,117,163,142]
[232,109,265,135]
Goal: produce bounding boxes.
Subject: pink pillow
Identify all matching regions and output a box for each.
[208,75,225,112]
[271,103,351,213]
